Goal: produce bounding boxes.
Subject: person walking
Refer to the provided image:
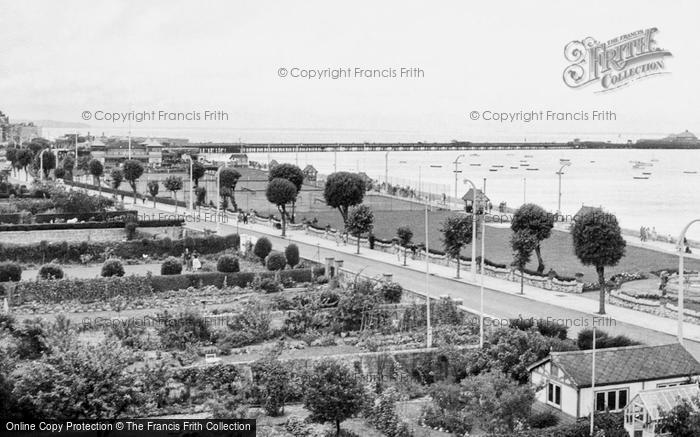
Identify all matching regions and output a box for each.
[183,248,192,272]
[192,252,201,271]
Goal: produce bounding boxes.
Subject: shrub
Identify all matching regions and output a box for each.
[381,282,403,303]
[217,255,240,273]
[253,276,283,293]
[267,253,287,271]
[161,257,183,275]
[0,262,22,282]
[528,411,560,429]
[368,387,414,437]
[156,310,212,350]
[250,355,292,416]
[124,221,138,240]
[101,259,125,277]
[285,244,300,267]
[577,329,641,350]
[38,263,64,280]
[254,237,272,263]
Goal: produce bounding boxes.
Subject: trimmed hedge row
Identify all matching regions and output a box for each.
[0,234,240,263]
[33,210,138,223]
[0,213,23,224]
[0,219,184,232]
[63,180,187,208]
[8,268,320,304]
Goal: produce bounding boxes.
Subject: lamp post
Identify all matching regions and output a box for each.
[39,149,50,181]
[463,178,478,280]
[215,165,225,234]
[557,162,571,214]
[523,177,527,204]
[384,151,390,193]
[453,154,465,203]
[425,202,432,348]
[479,177,487,348]
[677,219,700,345]
[183,154,194,213]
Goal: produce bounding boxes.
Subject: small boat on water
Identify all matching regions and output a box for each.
[520,163,530,167]
[590,160,596,163]
[633,176,649,180]
[492,165,504,168]
[560,158,571,162]
[509,166,519,169]
[489,169,498,172]
[651,159,660,162]
[525,168,539,171]
[524,154,534,158]
[642,172,652,175]
[684,171,698,174]
[469,163,481,166]
[632,161,653,168]
[470,153,480,157]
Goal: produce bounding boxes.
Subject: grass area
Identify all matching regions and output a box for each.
[301,209,700,282]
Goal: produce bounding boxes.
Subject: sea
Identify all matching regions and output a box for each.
[40,126,700,240]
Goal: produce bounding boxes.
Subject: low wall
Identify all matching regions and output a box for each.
[0,228,125,244]
[305,225,584,294]
[610,290,700,325]
[139,226,183,239]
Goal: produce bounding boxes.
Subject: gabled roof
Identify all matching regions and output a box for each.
[574,205,601,218]
[303,164,316,172]
[630,385,700,420]
[528,344,700,388]
[461,188,489,203]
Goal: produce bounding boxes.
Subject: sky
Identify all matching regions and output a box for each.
[1,0,699,142]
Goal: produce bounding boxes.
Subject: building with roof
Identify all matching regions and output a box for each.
[462,188,489,213]
[229,153,248,167]
[528,344,700,420]
[303,164,318,182]
[624,384,700,437]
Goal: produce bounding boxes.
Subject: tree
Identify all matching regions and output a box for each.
[33,151,56,178]
[190,161,206,186]
[510,229,538,294]
[5,148,18,176]
[396,226,413,266]
[346,205,374,254]
[254,237,272,264]
[61,155,75,180]
[265,178,297,236]
[658,396,700,437]
[251,354,292,416]
[147,180,160,208]
[195,186,207,214]
[164,176,184,213]
[269,163,304,222]
[219,168,241,211]
[110,169,123,203]
[10,339,142,420]
[458,370,535,434]
[122,160,144,204]
[440,215,473,278]
[88,159,104,196]
[285,244,300,267]
[323,172,365,226]
[16,149,33,179]
[511,204,555,274]
[571,209,626,314]
[303,359,366,436]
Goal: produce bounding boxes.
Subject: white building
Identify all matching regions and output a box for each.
[624,384,700,437]
[528,344,700,421]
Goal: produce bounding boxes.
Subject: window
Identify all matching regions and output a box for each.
[547,382,561,406]
[595,388,629,411]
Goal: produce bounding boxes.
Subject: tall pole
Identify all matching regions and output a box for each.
[295,144,299,166]
[523,177,527,204]
[678,219,700,344]
[185,154,194,213]
[384,151,390,192]
[425,202,432,348]
[334,145,338,172]
[590,325,596,437]
[480,177,486,348]
[216,166,222,234]
[128,117,132,160]
[557,162,571,214]
[463,178,478,280]
[39,149,46,181]
[453,154,465,204]
[74,130,78,177]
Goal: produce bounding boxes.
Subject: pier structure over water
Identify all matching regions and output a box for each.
[187,140,700,155]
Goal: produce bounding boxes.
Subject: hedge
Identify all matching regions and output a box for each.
[33,210,139,223]
[0,214,23,224]
[0,234,240,263]
[63,180,187,207]
[7,268,319,303]
[0,219,184,232]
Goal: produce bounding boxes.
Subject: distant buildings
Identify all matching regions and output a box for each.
[303,164,318,181]
[0,110,41,144]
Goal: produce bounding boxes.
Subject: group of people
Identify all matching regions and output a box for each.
[182,248,201,271]
[639,226,657,242]
[237,212,250,224]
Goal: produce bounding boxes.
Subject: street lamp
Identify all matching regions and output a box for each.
[424,202,432,348]
[215,164,226,234]
[463,178,478,280]
[677,219,700,345]
[479,177,487,348]
[183,154,194,213]
[39,149,51,181]
[453,154,465,202]
[556,162,571,214]
[384,151,390,193]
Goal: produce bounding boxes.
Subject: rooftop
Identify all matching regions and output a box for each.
[632,385,700,420]
[529,344,700,388]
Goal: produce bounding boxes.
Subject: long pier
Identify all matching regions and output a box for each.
[188,141,700,154]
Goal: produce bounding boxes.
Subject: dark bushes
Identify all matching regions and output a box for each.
[285,244,300,267]
[577,329,640,350]
[216,255,240,273]
[101,259,125,277]
[38,264,64,280]
[267,253,286,271]
[161,257,183,275]
[254,238,272,263]
[0,262,22,282]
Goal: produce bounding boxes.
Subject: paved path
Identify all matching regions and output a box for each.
[21,177,700,359]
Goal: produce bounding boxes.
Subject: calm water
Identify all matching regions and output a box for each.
[248,149,700,240]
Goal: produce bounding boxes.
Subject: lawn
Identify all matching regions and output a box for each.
[299,209,700,282]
